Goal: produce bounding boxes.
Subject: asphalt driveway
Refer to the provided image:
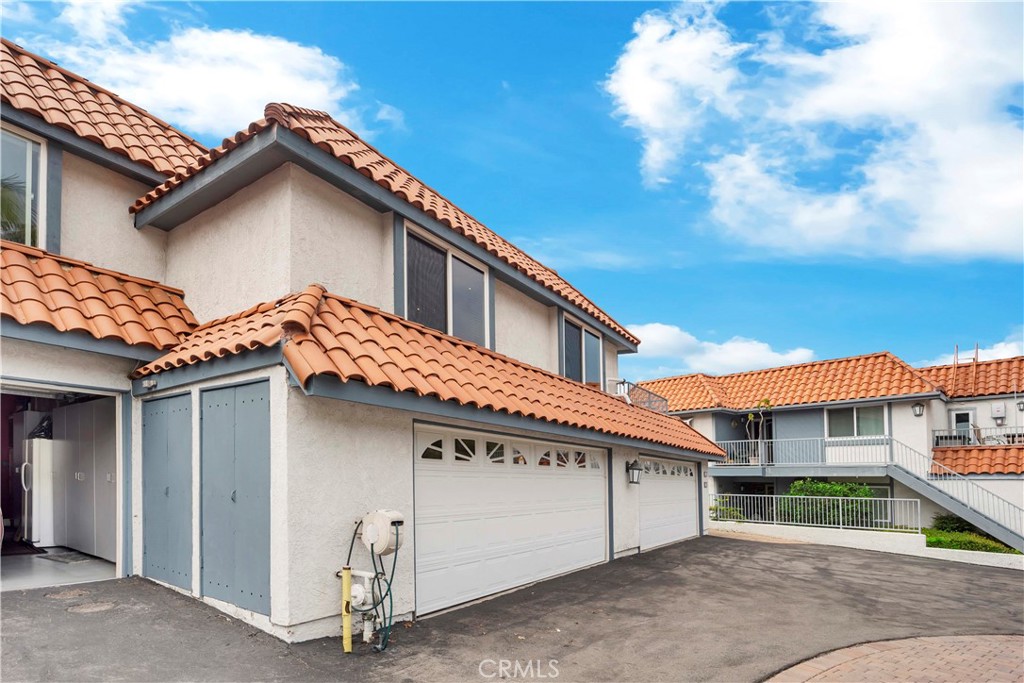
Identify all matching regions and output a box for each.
[2,535,1022,682]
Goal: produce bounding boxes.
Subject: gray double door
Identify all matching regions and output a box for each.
[143,394,193,590]
[201,382,271,615]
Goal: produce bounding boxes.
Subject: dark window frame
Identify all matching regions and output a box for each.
[562,314,604,387]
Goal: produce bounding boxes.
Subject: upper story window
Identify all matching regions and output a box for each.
[826,404,885,437]
[406,230,488,346]
[562,317,602,386]
[1,127,46,248]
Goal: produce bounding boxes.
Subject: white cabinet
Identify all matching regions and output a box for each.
[54,398,117,562]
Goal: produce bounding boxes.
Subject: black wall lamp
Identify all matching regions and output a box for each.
[912,403,925,417]
[626,459,642,485]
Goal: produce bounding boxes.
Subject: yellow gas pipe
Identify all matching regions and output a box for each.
[341,565,352,653]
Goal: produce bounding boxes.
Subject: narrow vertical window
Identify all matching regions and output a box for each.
[407,233,447,332]
[584,330,601,385]
[564,320,582,382]
[1,129,42,247]
[451,257,486,346]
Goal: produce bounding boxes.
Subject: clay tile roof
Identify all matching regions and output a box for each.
[134,285,719,456]
[639,352,942,412]
[918,357,1024,399]
[1,38,206,176]
[933,445,1024,476]
[1,240,198,350]
[130,102,638,345]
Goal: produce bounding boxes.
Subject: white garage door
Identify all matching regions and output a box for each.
[414,428,607,614]
[639,458,699,550]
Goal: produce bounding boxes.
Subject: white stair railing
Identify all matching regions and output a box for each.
[890,439,1023,538]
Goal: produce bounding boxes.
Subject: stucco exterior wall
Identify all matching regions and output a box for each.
[603,341,619,389]
[972,477,1024,506]
[892,479,948,526]
[288,168,392,312]
[60,153,167,282]
[612,447,640,556]
[944,396,1024,433]
[165,166,293,323]
[493,280,556,372]
[688,414,714,441]
[890,401,932,457]
[0,338,134,391]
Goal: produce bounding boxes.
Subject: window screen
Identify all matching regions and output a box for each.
[564,320,582,382]
[451,257,486,346]
[584,330,601,385]
[827,408,855,437]
[1,130,41,247]
[407,234,447,332]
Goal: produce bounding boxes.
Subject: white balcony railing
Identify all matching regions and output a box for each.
[710,493,921,533]
[933,425,1024,447]
[717,437,891,466]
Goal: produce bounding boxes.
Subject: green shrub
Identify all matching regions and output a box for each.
[923,528,1022,554]
[931,513,983,535]
[710,505,746,521]
[786,479,874,498]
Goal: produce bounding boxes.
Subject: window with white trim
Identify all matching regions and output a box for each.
[406,230,488,346]
[826,405,886,437]
[562,317,602,386]
[1,127,46,247]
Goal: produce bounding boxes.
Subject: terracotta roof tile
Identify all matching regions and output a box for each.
[640,352,941,412]
[918,357,1024,399]
[134,285,719,456]
[130,103,638,345]
[933,446,1024,476]
[1,240,198,350]
[1,38,205,176]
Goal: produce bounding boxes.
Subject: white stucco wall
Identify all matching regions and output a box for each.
[493,280,556,372]
[612,447,640,556]
[59,153,167,282]
[892,479,948,527]
[164,166,293,323]
[603,341,619,390]
[289,169,392,312]
[890,400,932,457]
[688,414,715,441]
[0,338,134,391]
[972,477,1024,506]
[944,396,1024,433]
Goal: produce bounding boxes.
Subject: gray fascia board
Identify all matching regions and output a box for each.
[708,464,889,478]
[134,128,285,230]
[134,124,636,350]
[297,372,721,462]
[1,107,167,186]
[2,320,162,361]
[670,392,945,417]
[131,346,282,396]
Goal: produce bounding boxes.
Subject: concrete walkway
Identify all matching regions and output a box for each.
[2,535,1022,682]
[768,635,1024,682]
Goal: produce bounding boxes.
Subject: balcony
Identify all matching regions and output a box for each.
[715,436,892,467]
[932,426,1024,447]
[613,380,669,413]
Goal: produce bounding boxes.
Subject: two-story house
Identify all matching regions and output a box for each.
[640,353,1024,550]
[0,38,724,641]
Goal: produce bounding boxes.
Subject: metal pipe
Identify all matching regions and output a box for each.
[341,566,352,653]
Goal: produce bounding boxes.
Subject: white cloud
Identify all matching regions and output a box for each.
[607,2,1024,261]
[917,327,1024,367]
[56,0,136,44]
[605,3,747,186]
[514,235,653,272]
[627,322,815,375]
[3,1,38,25]
[375,103,406,131]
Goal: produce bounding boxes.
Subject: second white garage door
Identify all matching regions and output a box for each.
[639,458,699,550]
[414,427,607,614]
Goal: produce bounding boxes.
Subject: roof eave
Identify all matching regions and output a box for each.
[667,391,947,414]
[134,126,639,352]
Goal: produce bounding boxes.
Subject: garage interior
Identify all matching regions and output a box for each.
[1,385,117,591]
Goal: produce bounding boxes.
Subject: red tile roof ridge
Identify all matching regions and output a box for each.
[0,240,187,296]
[129,101,638,345]
[1,38,207,155]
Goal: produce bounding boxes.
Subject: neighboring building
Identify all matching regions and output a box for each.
[640,353,1024,550]
[0,39,723,642]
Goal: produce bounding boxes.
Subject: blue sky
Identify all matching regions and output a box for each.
[6,1,1022,378]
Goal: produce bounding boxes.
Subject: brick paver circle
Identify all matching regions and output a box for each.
[768,635,1024,682]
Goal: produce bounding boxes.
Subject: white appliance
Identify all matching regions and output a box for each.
[21,438,68,547]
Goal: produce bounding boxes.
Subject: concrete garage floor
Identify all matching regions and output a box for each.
[2,536,1022,682]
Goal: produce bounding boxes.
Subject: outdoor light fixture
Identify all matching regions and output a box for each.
[1017,399,1024,412]
[626,459,642,485]
[912,403,925,417]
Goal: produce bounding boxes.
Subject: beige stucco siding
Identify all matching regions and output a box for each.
[972,478,1024,506]
[603,341,619,391]
[493,280,557,372]
[0,338,134,391]
[60,153,167,282]
[288,168,393,312]
[165,166,292,322]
